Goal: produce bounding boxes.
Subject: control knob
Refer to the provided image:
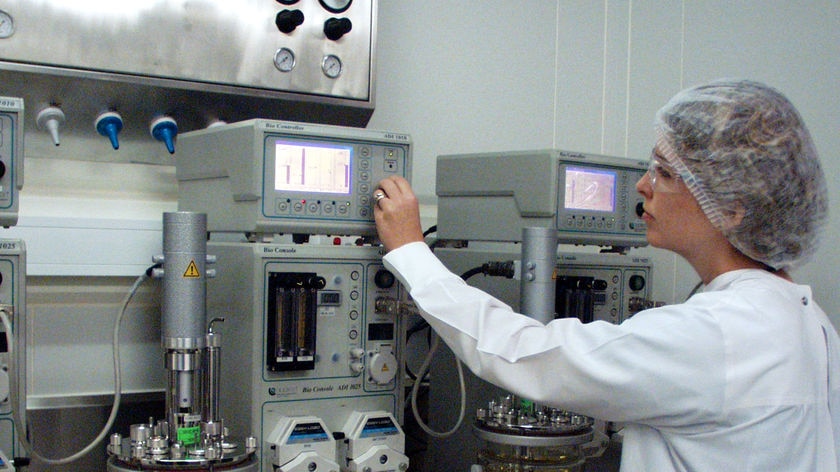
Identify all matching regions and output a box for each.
[324,17,352,40]
[629,274,646,291]
[275,9,304,33]
[374,269,395,289]
[308,276,327,290]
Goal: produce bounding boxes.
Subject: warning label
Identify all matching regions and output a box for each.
[183,260,201,278]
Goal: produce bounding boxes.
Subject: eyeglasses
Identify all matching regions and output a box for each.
[647,157,684,193]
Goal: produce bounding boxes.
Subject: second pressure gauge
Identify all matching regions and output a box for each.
[274,48,296,72]
[0,10,15,39]
[321,54,343,78]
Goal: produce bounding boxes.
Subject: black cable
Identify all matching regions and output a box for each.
[460,266,485,281]
[460,260,516,281]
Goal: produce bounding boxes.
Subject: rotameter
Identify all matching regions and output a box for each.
[436,150,648,248]
[177,119,411,236]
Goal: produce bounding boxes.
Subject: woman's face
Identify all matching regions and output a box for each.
[635,148,723,260]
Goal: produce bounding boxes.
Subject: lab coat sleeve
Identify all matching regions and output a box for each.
[383,242,725,425]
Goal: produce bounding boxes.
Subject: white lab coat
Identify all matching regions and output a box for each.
[384,242,840,472]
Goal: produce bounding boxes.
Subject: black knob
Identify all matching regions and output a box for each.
[276,9,304,33]
[324,17,352,40]
[628,274,646,292]
[308,276,327,290]
[374,269,396,289]
[635,201,645,218]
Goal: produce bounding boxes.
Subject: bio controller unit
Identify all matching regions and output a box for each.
[436,149,648,248]
[177,119,410,237]
[176,120,412,472]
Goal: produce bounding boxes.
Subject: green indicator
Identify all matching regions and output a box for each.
[177,426,202,446]
[520,399,534,412]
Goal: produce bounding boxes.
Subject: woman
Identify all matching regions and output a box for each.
[373,79,840,471]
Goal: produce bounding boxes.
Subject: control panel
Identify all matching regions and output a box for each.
[177,119,411,236]
[436,149,647,248]
[207,242,404,472]
[0,240,25,460]
[0,99,23,228]
[437,247,653,324]
[0,1,377,127]
[555,252,652,324]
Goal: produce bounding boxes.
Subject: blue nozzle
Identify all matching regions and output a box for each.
[95,112,123,150]
[150,116,178,154]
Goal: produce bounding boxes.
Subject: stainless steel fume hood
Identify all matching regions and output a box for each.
[0,0,377,160]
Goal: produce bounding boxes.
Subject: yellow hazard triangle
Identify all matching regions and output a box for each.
[183,260,201,278]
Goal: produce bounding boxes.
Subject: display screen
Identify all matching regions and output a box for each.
[564,166,616,212]
[368,323,394,341]
[274,140,352,194]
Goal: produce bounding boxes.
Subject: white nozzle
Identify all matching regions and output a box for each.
[36,106,66,146]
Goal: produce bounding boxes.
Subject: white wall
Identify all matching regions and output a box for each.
[369,1,559,202]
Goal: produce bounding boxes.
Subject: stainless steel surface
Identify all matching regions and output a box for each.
[473,425,595,448]
[0,0,377,162]
[108,437,257,470]
[520,227,559,324]
[25,390,164,410]
[159,212,208,348]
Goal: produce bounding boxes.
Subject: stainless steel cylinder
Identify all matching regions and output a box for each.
[161,211,208,349]
[205,319,223,424]
[520,227,558,324]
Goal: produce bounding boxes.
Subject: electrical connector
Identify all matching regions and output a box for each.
[481,260,516,278]
[374,297,418,317]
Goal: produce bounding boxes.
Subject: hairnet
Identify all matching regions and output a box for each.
[654,79,828,271]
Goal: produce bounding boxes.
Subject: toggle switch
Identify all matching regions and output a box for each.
[95,111,123,150]
[36,106,65,146]
[150,116,178,154]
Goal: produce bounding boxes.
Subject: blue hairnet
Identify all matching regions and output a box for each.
[654,79,828,271]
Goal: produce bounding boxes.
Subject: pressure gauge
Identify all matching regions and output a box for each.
[273,48,296,72]
[321,54,343,79]
[0,11,14,39]
[319,0,352,13]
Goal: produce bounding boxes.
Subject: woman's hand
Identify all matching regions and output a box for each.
[373,175,425,252]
